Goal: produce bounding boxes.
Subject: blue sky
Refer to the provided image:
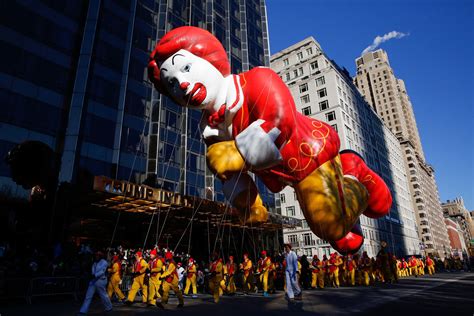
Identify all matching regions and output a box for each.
[266,0,474,210]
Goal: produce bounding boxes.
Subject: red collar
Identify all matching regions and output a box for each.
[208,104,226,128]
[207,75,243,128]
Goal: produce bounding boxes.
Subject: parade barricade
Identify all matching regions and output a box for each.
[28,276,78,304]
[0,278,31,303]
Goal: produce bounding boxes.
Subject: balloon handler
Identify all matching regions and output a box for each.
[148,26,392,254]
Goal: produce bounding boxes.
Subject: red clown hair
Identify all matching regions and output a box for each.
[148,26,230,94]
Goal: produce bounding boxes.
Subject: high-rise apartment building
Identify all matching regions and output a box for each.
[146,0,275,209]
[271,38,420,258]
[442,197,474,251]
[354,49,451,258]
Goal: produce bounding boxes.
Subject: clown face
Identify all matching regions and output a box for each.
[159,49,225,110]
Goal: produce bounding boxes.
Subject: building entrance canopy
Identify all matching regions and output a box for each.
[92,176,301,231]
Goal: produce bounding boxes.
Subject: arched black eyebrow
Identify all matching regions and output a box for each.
[172,53,185,65]
[161,68,168,72]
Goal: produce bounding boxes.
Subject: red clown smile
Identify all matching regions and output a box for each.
[187,82,207,107]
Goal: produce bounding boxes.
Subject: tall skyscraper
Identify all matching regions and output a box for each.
[146,0,275,210]
[354,49,451,258]
[271,38,420,258]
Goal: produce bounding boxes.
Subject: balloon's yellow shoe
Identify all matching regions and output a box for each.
[239,194,268,225]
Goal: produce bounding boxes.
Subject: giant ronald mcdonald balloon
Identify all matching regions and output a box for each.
[148,27,392,254]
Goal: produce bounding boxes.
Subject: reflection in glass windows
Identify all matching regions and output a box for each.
[0,89,63,136]
[83,114,116,148]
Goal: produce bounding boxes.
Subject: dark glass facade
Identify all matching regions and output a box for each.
[147,0,275,211]
[0,0,274,212]
[0,0,157,198]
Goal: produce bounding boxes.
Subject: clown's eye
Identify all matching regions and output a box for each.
[182,64,191,72]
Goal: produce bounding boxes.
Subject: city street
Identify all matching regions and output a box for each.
[1,272,472,315]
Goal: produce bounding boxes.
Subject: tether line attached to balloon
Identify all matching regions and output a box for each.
[168,118,209,253]
[108,106,151,253]
[139,94,204,251]
[154,98,206,246]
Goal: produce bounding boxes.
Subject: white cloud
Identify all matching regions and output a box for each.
[362,31,409,55]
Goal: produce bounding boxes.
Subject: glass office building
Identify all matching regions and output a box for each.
[0,0,274,208]
[147,0,275,210]
[0,1,158,198]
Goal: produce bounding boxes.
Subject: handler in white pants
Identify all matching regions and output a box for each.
[284,244,301,300]
[78,251,112,315]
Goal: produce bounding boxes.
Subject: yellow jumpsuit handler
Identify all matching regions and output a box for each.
[359,252,372,286]
[160,251,184,308]
[345,254,357,286]
[209,254,224,303]
[147,249,164,307]
[311,255,325,289]
[259,251,272,297]
[241,253,254,294]
[107,255,125,301]
[184,258,198,297]
[426,256,435,275]
[125,251,148,305]
[222,256,237,295]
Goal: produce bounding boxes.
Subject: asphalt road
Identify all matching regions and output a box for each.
[1,272,473,315]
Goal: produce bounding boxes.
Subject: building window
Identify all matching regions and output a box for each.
[315,76,325,87]
[280,193,286,203]
[283,58,289,66]
[298,67,303,76]
[303,233,314,246]
[326,111,336,121]
[285,73,290,81]
[310,61,318,70]
[299,83,308,93]
[331,124,338,132]
[301,94,310,104]
[286,206,296,216]
[293,69,298,77]
[297,52,303,60]
[306,47,313,55]
[288,234,298,244]
[302,106,311,116]
[319,100,329,111]
[318,88,327,98]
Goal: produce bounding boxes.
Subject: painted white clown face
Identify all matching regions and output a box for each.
[159,49,225,110]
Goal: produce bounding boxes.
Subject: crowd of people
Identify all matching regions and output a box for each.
[75,242,474,314]
[0,240,472,314]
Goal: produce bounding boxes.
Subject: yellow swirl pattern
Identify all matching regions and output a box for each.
[362,174,376,185]
[287,120,331,173]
